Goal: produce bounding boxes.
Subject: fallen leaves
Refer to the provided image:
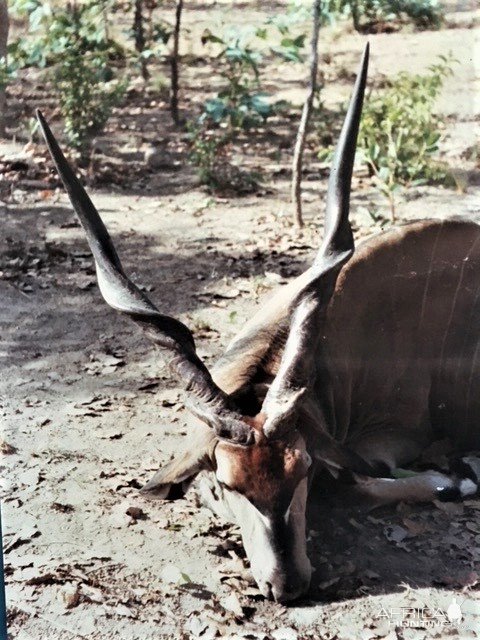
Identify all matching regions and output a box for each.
[433,498,464,516]
[137,378,161,393]
[0,438,17,454]
[4,520,41,553]
[5,556,148,621]
[84,352,126,376]
[108,603,137,619]
[68,394,114,417]
[50,502,75,514]
[79,583,105,604]
[402,517,428,536]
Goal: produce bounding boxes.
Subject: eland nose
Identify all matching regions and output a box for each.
[265,575,311,603]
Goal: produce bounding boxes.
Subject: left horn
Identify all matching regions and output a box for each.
[36,110,254,445]
[262,43,369,439]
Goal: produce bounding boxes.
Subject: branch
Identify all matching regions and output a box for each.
[0,0,10,138]
[291,0,321,227]
[170,0,184,126]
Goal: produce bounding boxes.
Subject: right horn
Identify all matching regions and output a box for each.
[321,41,369,258]
[36,110,254,446]
[262,43,369,440]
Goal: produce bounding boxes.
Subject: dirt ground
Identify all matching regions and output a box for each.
[2,1,480,639]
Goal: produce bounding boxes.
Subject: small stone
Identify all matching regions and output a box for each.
[58,582,80,609]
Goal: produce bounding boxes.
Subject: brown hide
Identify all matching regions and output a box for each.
[212,218,480,467]
[215,428,309,513]
[322,218,480,456]
[212,270,314,394]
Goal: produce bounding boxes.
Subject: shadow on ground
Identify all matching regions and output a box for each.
[300,472,479,605]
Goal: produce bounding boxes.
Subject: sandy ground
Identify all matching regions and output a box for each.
[2,1,480,639]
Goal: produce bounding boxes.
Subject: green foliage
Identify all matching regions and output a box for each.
[334,0,443,31]
[127,0,172,79]
[0,57,16,91]
[9,0,123,68]
[201,28,272,130]
[264,2,310,62]
[9,1,125,157]
[391,0,443,28]
[55,51,125,156]
[200,8,306,131]
[188,123,227,188]
[358,56,454,219]
[51,3,125,157]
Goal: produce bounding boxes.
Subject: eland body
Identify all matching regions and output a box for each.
[37,44,480,602]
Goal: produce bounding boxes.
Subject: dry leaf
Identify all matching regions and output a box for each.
[112,604,136,618]
[220,592,244,617]
[384,525,408,544]
[402,518,427,536]
[0,439,17,455]
[79,583,105,603]
[125,506,145,520]
[51,502,75,513]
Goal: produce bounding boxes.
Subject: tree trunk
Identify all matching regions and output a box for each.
[134,0,149,81]
[0,0,9,138]
[170,0,183,126]
[351,0,361,31]
[291,0,321,228]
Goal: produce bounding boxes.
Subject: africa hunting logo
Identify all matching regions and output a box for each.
[377,598,464,629]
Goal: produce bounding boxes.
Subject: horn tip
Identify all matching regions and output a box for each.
[361,42,370,68]
[35,109,49,138]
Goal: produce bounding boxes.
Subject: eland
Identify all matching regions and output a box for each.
[36,44,480,602]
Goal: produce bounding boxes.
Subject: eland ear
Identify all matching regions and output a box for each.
[140,424,217,500]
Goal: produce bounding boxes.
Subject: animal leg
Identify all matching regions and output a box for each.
[353,461,479,506]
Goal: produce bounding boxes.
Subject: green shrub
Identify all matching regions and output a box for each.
[323,0,443,31]
[358,56,454,219]
[390,0,443,28]
[50,3,125,159]
[0,56,16,92]
[200,31,270,130]
[188,124,227,188]
[54,50,125,158]
[200,8,307,131]
[9,0,123,68]
[9,1,126,158]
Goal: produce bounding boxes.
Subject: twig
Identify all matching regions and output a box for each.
[170,0,184,126]
[134,0,149,82]
[291,0,321,228]
[0,0,10,138]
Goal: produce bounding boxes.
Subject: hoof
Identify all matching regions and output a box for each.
[435,486,462,502]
